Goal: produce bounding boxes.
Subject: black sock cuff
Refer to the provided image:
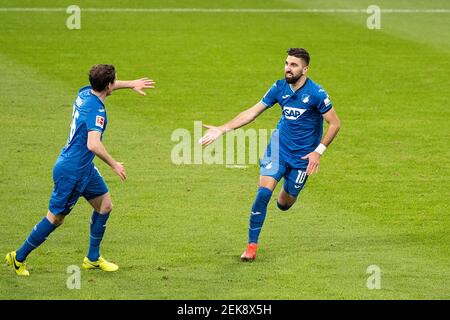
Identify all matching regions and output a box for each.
[277,202,291,211]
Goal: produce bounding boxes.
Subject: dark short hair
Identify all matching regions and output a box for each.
[287,48,310,65]
[89,64,116,92]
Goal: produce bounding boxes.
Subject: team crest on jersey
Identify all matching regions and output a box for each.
[96,116,105,128]
[283,106,307,120]
[301,94,310,104]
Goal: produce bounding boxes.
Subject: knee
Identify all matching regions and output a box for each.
[277,202,292,211]
[100,201,113,214]
[53,217,65,226]
[46,211,65,226]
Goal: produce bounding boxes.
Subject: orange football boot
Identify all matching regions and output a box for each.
[240,243,258,261]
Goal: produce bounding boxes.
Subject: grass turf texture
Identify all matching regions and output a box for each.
[0,0,449,299]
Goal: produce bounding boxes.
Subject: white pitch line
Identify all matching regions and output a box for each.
[0,8,449,13]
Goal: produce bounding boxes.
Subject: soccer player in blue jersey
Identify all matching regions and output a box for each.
[200,48,341,261]
[5,64,155,276]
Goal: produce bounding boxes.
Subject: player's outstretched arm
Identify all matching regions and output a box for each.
[199,102,266,146]
[301,107,341,175]
[112,78,156,96]
[87,131,127,181]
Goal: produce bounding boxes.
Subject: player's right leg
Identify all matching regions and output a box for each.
[81,166,118,272]
[241,176,279,262]
[241,154,286,261]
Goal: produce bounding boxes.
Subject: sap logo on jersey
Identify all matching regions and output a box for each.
[283,106,307,120]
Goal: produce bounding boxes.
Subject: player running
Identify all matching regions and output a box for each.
[5,64,155,276]
[199,48,341,261]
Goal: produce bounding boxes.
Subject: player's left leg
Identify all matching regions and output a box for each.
[6,210,61,277]
[81,166,118,272]
[277,186,298,211]
[277,167,309,211]
[6,171,84,276]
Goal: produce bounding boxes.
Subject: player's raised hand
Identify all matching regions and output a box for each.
[131,78,155,96]
[301,152,321,176]
[112,162,127,181]
[199,124,224,146]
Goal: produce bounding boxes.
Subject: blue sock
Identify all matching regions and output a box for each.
[87,211,110,261]
[16,217,57,262]
[248,187,273,244]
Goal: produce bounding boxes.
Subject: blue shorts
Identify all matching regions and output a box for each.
[48,163,109,215]
[260,153,308,198]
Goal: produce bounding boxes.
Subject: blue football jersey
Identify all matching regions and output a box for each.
[56,86,107,178]
[261,78,332,165]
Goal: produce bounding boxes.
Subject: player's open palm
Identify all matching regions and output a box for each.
[112,162,127,181]
[199,125,224,146]
[301,152,320,176]
[132,78,155,96]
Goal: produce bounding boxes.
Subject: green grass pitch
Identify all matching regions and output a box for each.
[0,0,449,299]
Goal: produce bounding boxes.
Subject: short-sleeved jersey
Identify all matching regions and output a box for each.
[56,86,107,178]
[261,78,332,164]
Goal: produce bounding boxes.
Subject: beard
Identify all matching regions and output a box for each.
[285,72,303,84]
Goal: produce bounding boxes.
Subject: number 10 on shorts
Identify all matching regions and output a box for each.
[295,170,307,185]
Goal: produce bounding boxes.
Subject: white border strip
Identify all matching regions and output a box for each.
[0,8,449,13]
